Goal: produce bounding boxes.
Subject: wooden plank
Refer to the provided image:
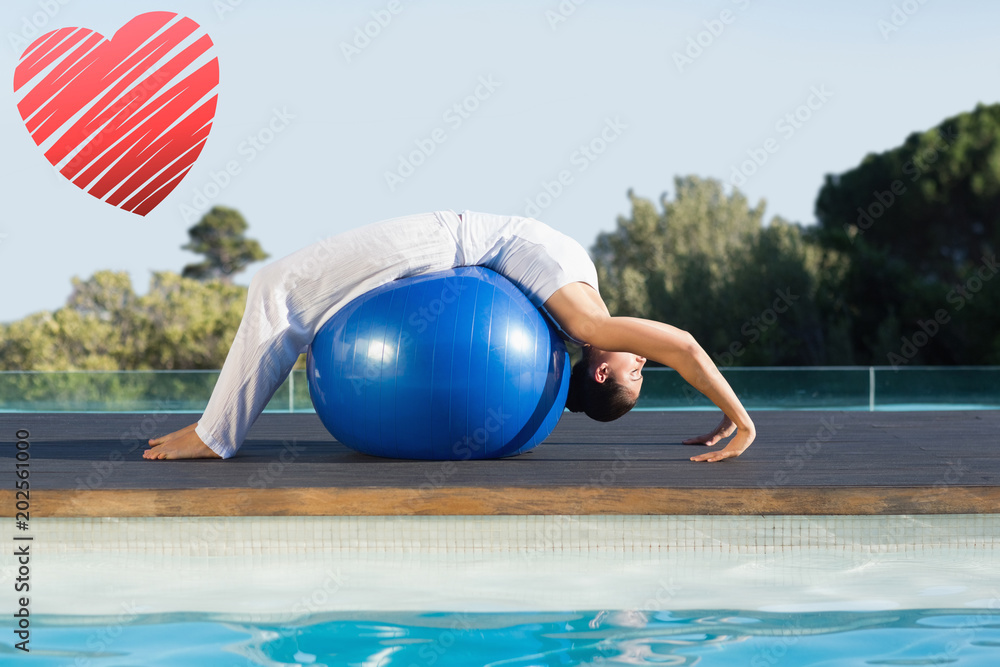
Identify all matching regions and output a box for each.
[18,459,994,489]
[4,485,998,517]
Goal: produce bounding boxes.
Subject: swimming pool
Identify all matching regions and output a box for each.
[18,608,1000,665]
[5,515,998,665]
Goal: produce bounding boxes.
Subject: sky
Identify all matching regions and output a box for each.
[2,0,999,323]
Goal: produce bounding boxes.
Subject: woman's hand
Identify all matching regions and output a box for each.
[682,415,736,447]
[685,415,755,463]
[689,429,755,462]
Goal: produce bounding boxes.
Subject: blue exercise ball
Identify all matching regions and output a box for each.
[307,266,570,460]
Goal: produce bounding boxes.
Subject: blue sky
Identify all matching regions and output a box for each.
[2,0,999,323]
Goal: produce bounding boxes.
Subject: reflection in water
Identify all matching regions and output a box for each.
[12,608,1000,666]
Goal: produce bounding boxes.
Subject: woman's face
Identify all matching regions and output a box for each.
[589,349,646,399]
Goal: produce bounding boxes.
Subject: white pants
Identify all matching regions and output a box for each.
[196,209,598,458]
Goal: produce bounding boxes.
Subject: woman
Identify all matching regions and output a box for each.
[144,210,754,462]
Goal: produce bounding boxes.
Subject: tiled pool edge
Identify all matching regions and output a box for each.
[16,514,999,555]
[7,515,999,616]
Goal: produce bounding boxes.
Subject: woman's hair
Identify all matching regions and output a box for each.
[565,347,637,422]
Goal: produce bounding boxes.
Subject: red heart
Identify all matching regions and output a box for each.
[13,12,219,216]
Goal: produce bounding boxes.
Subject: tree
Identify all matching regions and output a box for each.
[816,103,999,283]
[182,206,268,283]
[593,177,846,365]
[0,209,319,373]
[814,103,1000,364]
[0,271,248,371]
[594,177,765,319]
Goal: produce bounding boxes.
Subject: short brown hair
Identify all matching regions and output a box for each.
[564,347,637,422]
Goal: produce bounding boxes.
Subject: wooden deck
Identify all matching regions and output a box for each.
[2,410,997,517]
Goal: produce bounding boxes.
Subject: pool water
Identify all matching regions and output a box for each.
[17,608,1000,666]
[4,515,998,666]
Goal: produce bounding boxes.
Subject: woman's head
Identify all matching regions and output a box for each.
[565,346,645,422]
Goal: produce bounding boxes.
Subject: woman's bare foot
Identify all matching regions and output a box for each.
[144,423,222,460]
[148,422,197,447]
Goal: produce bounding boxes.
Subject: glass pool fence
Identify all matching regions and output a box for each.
[0,366,997,412]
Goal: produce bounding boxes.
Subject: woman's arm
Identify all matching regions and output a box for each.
[543,282,755,462]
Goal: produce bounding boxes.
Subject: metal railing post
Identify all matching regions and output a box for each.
[868,366,875,412]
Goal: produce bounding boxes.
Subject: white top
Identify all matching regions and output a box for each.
[439,208,600,308]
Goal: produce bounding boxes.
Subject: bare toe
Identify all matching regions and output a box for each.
[148,422,198,446]
[142,429,220,460]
